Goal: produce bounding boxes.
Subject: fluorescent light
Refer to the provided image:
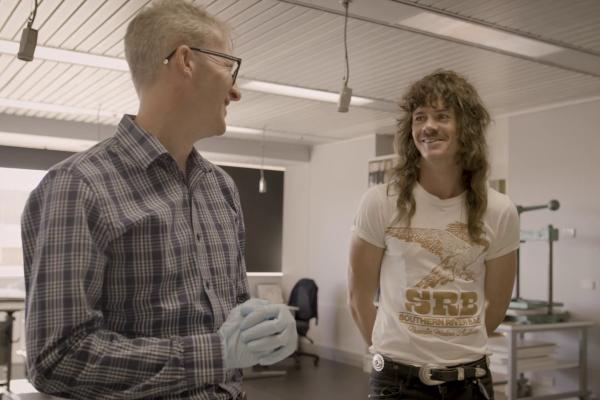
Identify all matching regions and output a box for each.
[215,161,286,171]
[239,80,374,105]
[226,126,263,135]
[0,39,18,54]
[0,40,377,108]
[398,13,562,58]
[0,97,121,119]
[0,39,128,71]
[246,272,284,277]
[0,131,98,152]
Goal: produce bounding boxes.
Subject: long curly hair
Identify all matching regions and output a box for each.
[390,70,491,244]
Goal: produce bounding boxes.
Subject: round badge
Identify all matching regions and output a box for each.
[372,354,385,372]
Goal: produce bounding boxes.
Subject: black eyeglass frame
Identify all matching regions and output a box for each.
[163,47,242,85]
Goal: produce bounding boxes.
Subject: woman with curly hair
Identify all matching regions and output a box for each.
[348,70,519,399]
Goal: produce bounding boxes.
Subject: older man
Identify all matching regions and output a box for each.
[22,1,296,399]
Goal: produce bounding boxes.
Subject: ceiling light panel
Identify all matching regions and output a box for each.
[239,80,374,105]
[0,39,128,71]
[398,12,562,58]
[0,131,98,152]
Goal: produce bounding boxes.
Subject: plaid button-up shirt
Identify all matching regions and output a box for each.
[22,115,250,400]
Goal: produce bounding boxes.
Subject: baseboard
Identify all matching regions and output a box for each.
[311,343,364,369]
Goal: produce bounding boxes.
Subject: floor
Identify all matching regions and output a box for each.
[7,359,519,400]
[6,358,371,400]
[243,357,370,400]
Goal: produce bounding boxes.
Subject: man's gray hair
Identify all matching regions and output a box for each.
[124,0,230,93]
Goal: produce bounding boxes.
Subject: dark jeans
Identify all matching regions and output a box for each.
[368,357,494,399]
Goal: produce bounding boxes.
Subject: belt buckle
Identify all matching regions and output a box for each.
[418,364,445,386]
[372,354,385,372]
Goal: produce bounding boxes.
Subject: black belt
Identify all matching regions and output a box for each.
[372,354,488,385]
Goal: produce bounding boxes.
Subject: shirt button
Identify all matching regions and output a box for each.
[196,233,201,241]
[237,293,249,304]
[204,281,211,290]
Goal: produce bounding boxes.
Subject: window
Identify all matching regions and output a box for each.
[0,167,46,279]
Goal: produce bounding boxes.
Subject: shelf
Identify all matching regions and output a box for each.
[497,321,594,333]
[493,320,594,400]
[490,360,579,374]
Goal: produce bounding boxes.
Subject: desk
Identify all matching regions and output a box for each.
[1,299,25,394]
[496,321,595,400]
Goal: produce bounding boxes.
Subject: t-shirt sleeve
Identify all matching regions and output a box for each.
[352,185,388,248]
[486,201,520,260]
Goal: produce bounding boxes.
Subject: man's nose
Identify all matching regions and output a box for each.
[229,83,241,102]
[423,116,437,132]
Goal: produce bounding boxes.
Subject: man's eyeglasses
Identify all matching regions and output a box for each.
[163,47,242,86]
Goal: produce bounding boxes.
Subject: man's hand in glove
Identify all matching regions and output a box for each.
[218,298,268,370]
[240,303,298,366]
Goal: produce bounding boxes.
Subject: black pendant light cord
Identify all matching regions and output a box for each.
[27,0,39,28]
[342,0,350,86]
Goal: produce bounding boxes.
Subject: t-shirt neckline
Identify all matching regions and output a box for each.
[415,182,466,207]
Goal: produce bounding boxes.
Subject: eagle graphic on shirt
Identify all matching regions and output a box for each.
[385,222,489,289]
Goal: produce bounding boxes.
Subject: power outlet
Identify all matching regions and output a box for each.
[580,279,597,290]
[560,228,577,238]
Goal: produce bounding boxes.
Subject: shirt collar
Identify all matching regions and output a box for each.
[187,146,214,174]
[115,115,168,169]
[114,114,212,173]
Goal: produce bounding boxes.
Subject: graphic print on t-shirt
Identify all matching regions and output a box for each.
[385,222,489,336]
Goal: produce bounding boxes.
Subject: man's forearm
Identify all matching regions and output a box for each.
[349,297,377,346]
[27,325,224,399]
[485,301,510,335]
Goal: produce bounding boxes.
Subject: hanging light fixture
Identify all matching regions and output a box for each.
[259,127,267,193]
[337,0,353,112]
[18,0,39,61]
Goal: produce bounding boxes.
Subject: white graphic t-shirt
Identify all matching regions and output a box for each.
[353,183,519,366]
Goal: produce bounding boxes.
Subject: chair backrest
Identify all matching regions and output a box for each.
[288,278,318,323]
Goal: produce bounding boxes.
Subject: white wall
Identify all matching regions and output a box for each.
[488,116,510,180]
[280,135,375,365]
[507,98,600,397]
[281,163,311,292]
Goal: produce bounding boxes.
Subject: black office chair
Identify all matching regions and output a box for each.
[288,278,320,367]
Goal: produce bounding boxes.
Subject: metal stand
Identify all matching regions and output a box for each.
[1,299,24,395]
[1,311,16,393]
[509,225,568,324]
[497,321,594,400]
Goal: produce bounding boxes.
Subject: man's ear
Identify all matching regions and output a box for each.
[173,45,194,78]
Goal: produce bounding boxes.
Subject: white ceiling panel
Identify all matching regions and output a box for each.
[398,0,600,53]
[0,0,599,150]
[0,0,32,40]
[77,1,150,53]
[43,1,106,48]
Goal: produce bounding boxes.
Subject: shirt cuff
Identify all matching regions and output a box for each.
[183,333,226,387]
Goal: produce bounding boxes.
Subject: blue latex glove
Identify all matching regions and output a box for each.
[240,303,298,366]
[218,298,269,370]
